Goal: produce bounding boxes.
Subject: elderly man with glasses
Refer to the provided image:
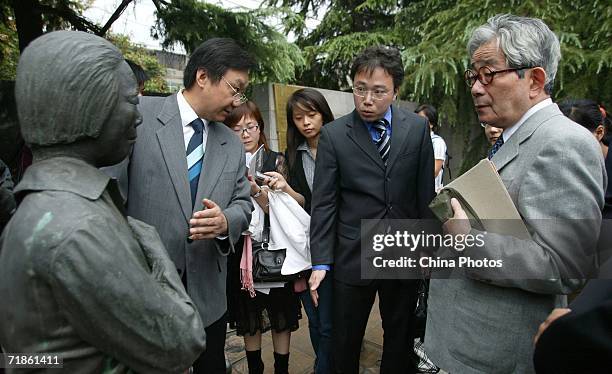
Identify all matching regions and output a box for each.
[424,14,606,374]
[110,38,255,374]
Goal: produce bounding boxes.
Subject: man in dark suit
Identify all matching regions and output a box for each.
[124,38,254,374]
[308,46,436,373]
[533,257,612,373]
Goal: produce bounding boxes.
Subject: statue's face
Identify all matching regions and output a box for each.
[95,62,142,167]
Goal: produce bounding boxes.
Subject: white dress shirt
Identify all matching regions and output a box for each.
[177,90,209,151]
[502,98,553,143]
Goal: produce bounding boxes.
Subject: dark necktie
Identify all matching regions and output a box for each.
[488,136,504,160]
[186,118,204,208]
[373,119,390,165]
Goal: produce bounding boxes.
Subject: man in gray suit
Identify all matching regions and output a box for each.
[424,14,606,373]
[126,38,254,374]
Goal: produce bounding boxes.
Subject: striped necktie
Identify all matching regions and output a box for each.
[373,119,390,165]
[488,136,504,160]
[186,118,204,208]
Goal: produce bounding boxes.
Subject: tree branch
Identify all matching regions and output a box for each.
[98,0,134,36]
[36,2,101,34]
[151,0,170,13]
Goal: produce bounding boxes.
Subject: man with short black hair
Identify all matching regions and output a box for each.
[309,45,435,373]
[125,38,255,374]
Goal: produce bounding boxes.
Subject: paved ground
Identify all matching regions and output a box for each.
[225,297,384,374]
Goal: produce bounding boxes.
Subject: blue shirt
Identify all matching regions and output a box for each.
[363,106,393,143]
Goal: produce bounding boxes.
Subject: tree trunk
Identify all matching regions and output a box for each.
[12,0,44,52]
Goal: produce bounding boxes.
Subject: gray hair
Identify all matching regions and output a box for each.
[15,30,124,146]
[467,14,561,95]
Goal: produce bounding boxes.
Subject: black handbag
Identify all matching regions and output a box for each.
[250,216,297,283]
[252,240,288,282]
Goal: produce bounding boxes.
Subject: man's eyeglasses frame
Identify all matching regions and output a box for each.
[222,76,248,104]
[464,66,534,88]
[352,86,391,101]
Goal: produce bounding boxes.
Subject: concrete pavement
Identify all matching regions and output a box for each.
[225,297,384,374]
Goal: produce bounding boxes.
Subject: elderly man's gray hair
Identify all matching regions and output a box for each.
[467,14,561,95]
[15,30,125,146]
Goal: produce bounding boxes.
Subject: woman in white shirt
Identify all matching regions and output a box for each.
[416,104,447,192]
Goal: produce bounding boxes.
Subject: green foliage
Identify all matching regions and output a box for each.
[279,0,403,89]
[398,0,612,106]
[0,0,96,80]
[0,8,18,80]
[397,0,612,172]
[106,34,169,93]
[39,0,90,31]
[153,0,305,84]
[303,31,399,89]
[270,0,611,174]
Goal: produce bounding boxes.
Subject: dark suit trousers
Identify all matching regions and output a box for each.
[333,279,419,374]
[182,272,227,374]
[192,313,227,374]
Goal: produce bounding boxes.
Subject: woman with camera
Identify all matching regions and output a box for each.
[224,101,303,374]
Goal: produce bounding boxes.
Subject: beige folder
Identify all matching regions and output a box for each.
[430,158,530,239]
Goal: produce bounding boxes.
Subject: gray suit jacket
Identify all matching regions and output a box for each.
[425,103,606,373]
[125,94,252,327]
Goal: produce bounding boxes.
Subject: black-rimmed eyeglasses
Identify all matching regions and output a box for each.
[232,124,259,135]
[464,66,534,88]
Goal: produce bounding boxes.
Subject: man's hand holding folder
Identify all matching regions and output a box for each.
[443,198,471,236]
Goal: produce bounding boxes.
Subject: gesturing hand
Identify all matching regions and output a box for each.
[189,199,228,240]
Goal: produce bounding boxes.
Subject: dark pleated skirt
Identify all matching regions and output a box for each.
[226,236,301,336]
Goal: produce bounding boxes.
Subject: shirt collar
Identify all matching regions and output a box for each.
[383,106,393,125]
[296,141,309,151]
[14,157,110,200]
[502,98,552,142]
[364,106,393,126]
[177,90,209,130]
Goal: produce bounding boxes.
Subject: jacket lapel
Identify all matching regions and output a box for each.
[155,94,192,222]
[345,110,385,171]
[194,122,228,211]
[385,107,409,173]
[493,103,562,172]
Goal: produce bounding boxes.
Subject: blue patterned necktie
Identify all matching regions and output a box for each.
[488,136,504,160]
[186,118,204,208]
[373,119,390,165]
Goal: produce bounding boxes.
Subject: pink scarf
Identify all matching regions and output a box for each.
[240,235,256,298]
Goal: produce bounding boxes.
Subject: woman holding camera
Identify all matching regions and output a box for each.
[224,101,303,374]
